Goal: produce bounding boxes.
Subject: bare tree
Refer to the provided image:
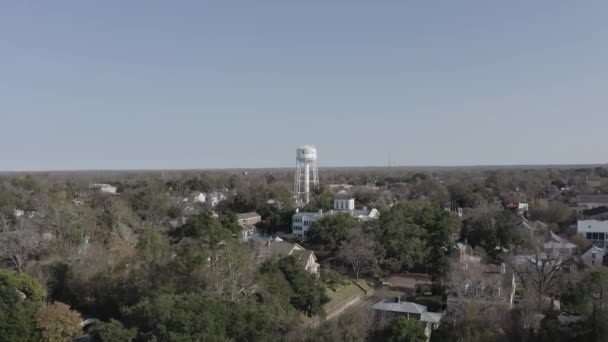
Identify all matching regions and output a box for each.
[0,228,41,272]
[337,230,375,279]
[509,249,562,311]
[205,242,256,303]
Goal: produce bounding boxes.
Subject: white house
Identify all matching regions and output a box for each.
[89,183,117,194]
[193,192,206,204]
[292,210,324,237]
[577,220,608,249]
[205,192,225,208]
[581,245,605,267]
[291,199,380,237]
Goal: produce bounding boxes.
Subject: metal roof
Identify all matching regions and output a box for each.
[421,312,444,324]
[371,300,427,315]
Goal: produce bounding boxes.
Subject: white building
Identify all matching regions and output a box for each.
[334,198,355,210]
[193,192,206,204]
[577,220,608,249]
[291,199,379,237]
[89,183,117,194]
[581,245,605,267]
[205,192,225,208]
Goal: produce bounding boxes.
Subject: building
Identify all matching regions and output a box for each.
[519,218,576,258]
[577,220,608,249]
[205,192,225,208]
[292,210,325,237]
[291,199,380,237]
[251,240,319,274]
[576,194,608,210]
[334,198,355,210]
[543,231,576,258]
[371,298,444,340]
[89,183,117,194]
[237,212,261,241]
[582,206,608,220]
[581,245,605,267]
[193,192,206,204]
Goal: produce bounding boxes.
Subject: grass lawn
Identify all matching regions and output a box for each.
[324,280,368,312]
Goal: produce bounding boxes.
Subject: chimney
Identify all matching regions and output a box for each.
[295,208,299,213]
[318,209,323,215]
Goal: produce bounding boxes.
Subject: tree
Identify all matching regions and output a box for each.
[204,242,256,303]
[373,202,459,274]
[261,256,329,316]
[448,182,479,208]
[91,320,136,342]
[309,213,360,253]
[387,317,426,342]
[170,210,232,245]
[373,205,426,272]
[338,230,375,279]
[509,248,563,311]
[35,302,83,342]
[303,186,333,212]
[0,228,41,273]
[0,269,46,342]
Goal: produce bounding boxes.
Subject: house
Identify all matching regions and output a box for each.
[89,183,117,194]
[581,245,605,267]
[205,192,224,207]
[237,212,261,241]
[582,206,608,220]
[237,212,261,226]
[292,210,325,237]
[518,218,576,257]
[193,192,206,204]
[505,201,529,216]
[291,199,380,237]
[251,240,320,274]
[576,194,608,210]
[371,298,444,340]
[577,220,608,249]
[543,231,576,258]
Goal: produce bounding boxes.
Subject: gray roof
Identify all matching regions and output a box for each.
[577,194,608,204]
[253,241,301,262]
[371,300,427,315]
[237,212,261,220]
[420,312,444,324]
[291,249,316,267]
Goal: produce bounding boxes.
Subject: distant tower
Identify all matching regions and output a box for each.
[294,145,319,205]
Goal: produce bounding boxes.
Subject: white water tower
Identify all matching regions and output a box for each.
[294,145,319,205]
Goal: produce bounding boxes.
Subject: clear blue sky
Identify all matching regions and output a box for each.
[1,1,607,170]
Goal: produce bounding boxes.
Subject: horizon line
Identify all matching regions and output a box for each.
[0,162,606,174]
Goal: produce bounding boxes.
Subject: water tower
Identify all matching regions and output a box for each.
[294,145,319,205]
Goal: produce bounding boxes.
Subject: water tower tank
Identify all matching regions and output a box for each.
[297,145,317,162]
[294,145,319,205]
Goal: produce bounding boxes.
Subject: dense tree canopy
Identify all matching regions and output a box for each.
[308,213,360,252]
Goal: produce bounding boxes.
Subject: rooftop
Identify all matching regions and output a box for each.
[237,212,261,220]
[371,300,427,315]
[577,194,608,204]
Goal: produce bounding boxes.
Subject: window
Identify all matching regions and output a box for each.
[589,232,606,248]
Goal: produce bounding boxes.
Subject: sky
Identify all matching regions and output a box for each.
[1,1,607,170]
